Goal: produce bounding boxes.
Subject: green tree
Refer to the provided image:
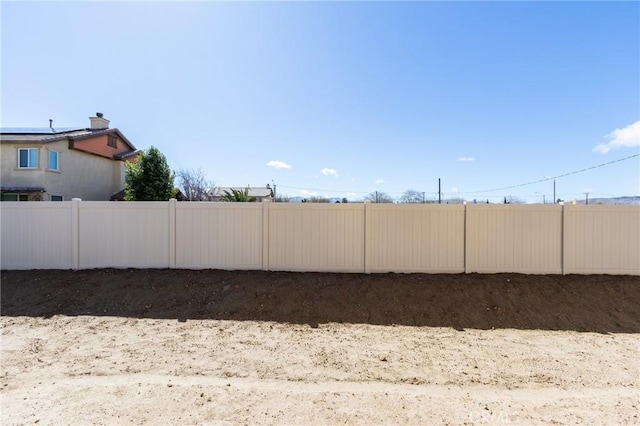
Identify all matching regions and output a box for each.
[125,146,175,201]
[222,188,257,202]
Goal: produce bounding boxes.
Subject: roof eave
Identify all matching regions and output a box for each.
[67,128,137,151]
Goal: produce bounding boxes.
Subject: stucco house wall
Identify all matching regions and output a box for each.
[1,141,128,201]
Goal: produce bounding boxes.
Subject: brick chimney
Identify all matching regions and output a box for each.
[89,112,110,130]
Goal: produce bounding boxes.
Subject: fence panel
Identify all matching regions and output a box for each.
[366,204,465,273]
[0,202,74,269]
[465,205,563,274]
[268,203,365,272]
[2,201,638,275]
[563,205,640,275]
[78,202,170,268]
[175,202,264,270]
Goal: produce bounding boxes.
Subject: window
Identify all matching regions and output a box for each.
[49,150,59,171]
[1,193,28,202]
[50,195,63,201]
[18,148,38,169]
[107,135,117,148]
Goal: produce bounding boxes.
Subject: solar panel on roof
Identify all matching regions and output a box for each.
[0,127,83,134]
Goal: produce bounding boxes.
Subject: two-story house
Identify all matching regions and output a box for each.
[1,113,138,201]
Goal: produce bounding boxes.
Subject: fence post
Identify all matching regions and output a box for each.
[71,198,81,270]
[262,201,270,271]
[169,198,176,269]
[561,204,566,275]
[364,202,371,274]
[464,203,469,273]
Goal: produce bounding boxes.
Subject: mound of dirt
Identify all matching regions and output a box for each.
[2,269,638,333]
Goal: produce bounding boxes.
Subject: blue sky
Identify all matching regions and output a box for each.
[2,1,639,203]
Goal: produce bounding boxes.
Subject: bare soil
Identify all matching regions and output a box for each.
[1,270,639,425]
[2,269,640,332]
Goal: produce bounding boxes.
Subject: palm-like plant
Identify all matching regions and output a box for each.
[222,188,257,202]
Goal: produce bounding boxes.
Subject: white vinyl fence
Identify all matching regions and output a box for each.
[1,200,638,275]
[563,205,640,275]
[175,202,264,270]
[465,205,563,274]
[366,204,465,273]
[269,203,365,272]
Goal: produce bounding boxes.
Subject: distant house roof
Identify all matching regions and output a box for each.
[208,187,274,198]
[110,189,187,201]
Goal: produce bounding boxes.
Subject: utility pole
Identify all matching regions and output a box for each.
[422,192,425,204]
[553,179,556,204]
[438,178,441,204]
[269,180,277,202]
[584,192,589,205]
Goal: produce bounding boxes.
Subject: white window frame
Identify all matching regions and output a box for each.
[50,194,64,201]
[18,148,39,169]
[48,149,60,172]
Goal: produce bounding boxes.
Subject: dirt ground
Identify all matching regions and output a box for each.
[1,269,639,425]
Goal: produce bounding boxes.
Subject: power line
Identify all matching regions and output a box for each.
[277,185,434,196]
[276,153,638,198]
[458,153,639,195]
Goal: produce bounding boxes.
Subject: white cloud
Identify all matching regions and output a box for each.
[266,160,292,169]
[321,168,339,177]
[300,190,318,197]
[374,179,385,184]
[451,187,459,194]
[458,157,476,162]
[593,120,640,153]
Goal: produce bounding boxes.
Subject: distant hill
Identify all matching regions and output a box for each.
[575,196,639,205]
[282,196,347,203]
[279,195,639,205]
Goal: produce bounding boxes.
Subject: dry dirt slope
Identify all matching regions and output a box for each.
[1,270,639,425]
[1,269,639,332]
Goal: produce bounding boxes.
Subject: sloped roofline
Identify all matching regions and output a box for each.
[45,128,137,151]
[1,127,137,152]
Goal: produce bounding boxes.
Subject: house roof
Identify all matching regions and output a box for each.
[208,187,274,198]
[114,150,139,160]
[1,127,137,152]
[1,127,82,134]
[1,126,138,161]
[1,186,45,192]
[0,127,88,142]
